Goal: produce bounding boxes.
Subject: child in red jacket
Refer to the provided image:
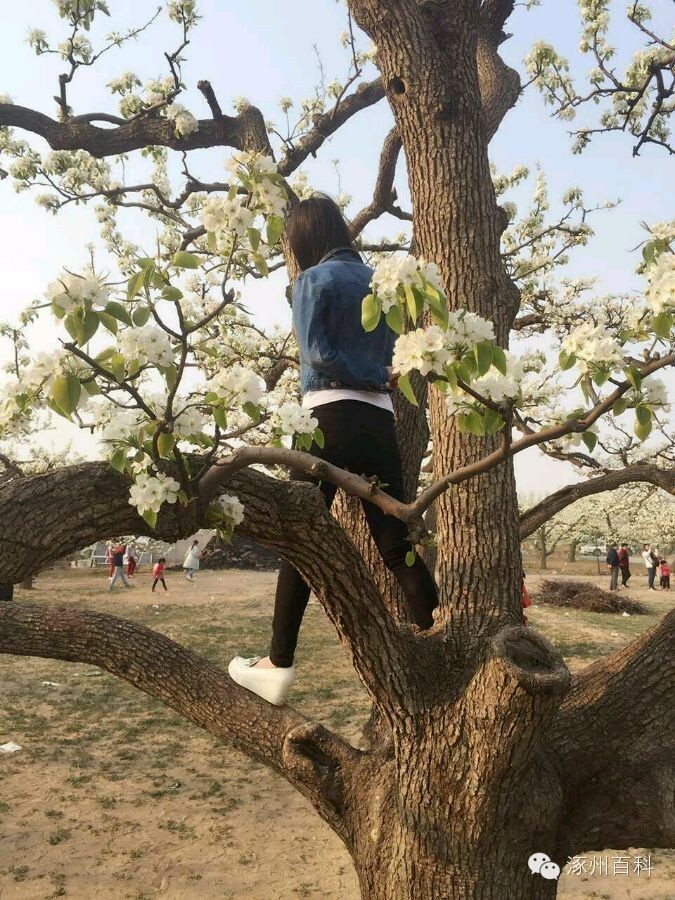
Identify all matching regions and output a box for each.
[152,558,168,593]
[522,572,532,625]
[660,559,670,590]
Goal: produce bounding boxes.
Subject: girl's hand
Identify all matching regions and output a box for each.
[386,366,400,389]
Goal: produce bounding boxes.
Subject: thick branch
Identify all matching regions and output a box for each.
[0,103,271,158]
[350,127,403,237]
[519,464,675,538]
[0,601,358,834]
[547,608,675,856]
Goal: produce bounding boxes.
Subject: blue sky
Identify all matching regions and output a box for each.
[0,1,672,491]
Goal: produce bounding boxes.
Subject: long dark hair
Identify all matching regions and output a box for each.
[286,194,356,271]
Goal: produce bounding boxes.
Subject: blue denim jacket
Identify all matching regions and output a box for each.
[292,248,395,396]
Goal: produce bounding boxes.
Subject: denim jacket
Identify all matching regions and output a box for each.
[292,248,395,396]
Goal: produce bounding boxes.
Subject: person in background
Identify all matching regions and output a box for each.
[126,541,138,577]
[659,558,670,590]
[109,544,131,591]
[183,540,202,582]
[105,541,114,578]
[606,543,620,591]
[642,543,657,591]
[617,543,631,587]
[152,557,168,593]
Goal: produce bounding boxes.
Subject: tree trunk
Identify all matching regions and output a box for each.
[21,576,34,589]
[566,542,577,563]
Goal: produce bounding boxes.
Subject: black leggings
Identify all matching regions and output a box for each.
[152,577,167,592]
[269,400,438,667]
[620,567,630,586]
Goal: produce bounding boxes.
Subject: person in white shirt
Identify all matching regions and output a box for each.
[183,540,202,582]
[642,543,657,590]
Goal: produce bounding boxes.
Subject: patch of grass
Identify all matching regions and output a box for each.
[48,827,72,845]
[10,864,29,882]
[158,819,197,840]
[45,809,64,819]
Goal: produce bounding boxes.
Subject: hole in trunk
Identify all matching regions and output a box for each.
[389,77,406,96]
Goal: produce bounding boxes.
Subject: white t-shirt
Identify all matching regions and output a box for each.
[302,388,394,413]
[184,546,201,570]
[642,550,653,569]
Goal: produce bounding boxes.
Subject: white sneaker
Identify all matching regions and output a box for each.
[228,656,295,706]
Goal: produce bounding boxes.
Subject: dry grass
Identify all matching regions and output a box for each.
[534,579,647,615]
[0,566,673,899]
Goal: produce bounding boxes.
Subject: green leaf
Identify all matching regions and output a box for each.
[242,401,261,423]
[385,304,404,335]
[266,214,284,247]
[474,341,493,376]
[592,369,609,387]
[207,231,219,254]
[492,346,507,376]
[172,251,200,269]
[109,352,126,383]
[405,550,416,568]
[82,379,101,396]
[313,427,325,449]
[96,347,116,362]
[252,254,269,277]
[63,314,79,342]
[78,309,100,345]
[581,431,597,453]
[127,270,145,300]
[110,447,128,473]
[652,311,673,339]
[136,257,156,270]
[161,286,183,303]
[51,374,81,416]
[142,262,157,287]
[160,365,178,391]
[98,311,118,334]
[464,409,486,436]
[403,283,421,322]
[625,365,642,390]
[157,432,175,457]
[634,416,652,442]
[247,227,261,252]
[132,306,152,327]
[213,406,227,430]
[105,301,133,326]
[454,360,472,384]
[612,397,629,416]
[361,293,381,332]
[141,508,158,529]
[483,407,503,435]
[397,373,418,406]
[51,300,66,319]
[443,364,458,391]
[559,350,577,371]
[642,241,657,267]
[635,404,652,426]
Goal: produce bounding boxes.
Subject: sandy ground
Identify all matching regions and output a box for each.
[1,562,673,899]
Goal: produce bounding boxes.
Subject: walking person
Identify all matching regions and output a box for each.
[659,558,670,590]
[606,543,620,591]
[105,541,114,578]
[183,540,202,582]
[229,195,438,706]
[617,543,631,587]
[642,543,657,591]
[126,541,138,577]
[109,544,131,591]
[152,557,168,593]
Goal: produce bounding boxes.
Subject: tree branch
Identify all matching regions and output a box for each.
[0,601,360,834]
[350,127,403,237]
[519,464,675,538]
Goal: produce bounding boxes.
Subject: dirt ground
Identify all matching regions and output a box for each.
[1,560,673,899]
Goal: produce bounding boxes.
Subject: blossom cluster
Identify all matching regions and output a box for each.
[210,365,264,407]
[214,493,245,530]
[118,325,175,368]
[128,470,181,517]
[645,252,675,316]
[370,255,444,313]
[561,322,623,374]
[46,272,110,314]
[271,403,318,437]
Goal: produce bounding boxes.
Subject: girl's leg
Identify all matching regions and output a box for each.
[152,578,158,592]
[161,577,168,591]
[269,478,338,667]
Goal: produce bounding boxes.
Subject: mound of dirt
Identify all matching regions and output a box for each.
[533,579,647,614]
[201,533,279,571]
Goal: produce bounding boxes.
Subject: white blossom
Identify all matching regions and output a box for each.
[393,326,451,377]
[561,321,622,372]
[210,365,264,405]
[214,492,245,529]
[45,272,109,313]
[165,103,199,138]
[118,325,175,367]
[645,253,675,315]
[271,402,318,436]
[128,470,181,516]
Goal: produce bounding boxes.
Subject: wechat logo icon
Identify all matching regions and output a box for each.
[528,853,561,880]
